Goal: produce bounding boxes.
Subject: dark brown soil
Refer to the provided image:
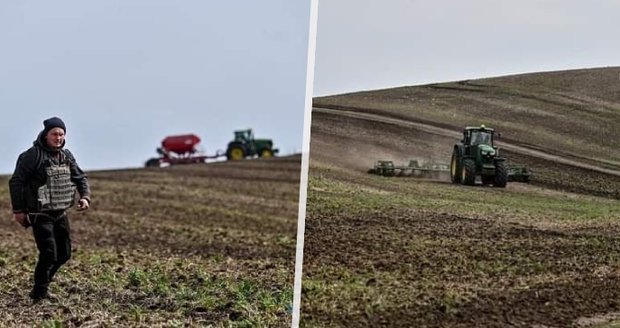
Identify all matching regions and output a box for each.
[303,209,620,328]
[314,67,620,166]
[302,68,620,328]
[0,155,300,327]
[310,109,620,199]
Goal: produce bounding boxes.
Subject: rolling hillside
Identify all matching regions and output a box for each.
[315,66,620,171]
[302,67,620,327]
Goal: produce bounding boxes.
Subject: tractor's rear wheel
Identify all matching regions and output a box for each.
[260,149,274,158]
[461,159,476,186]
[494,161,508,188]
[450,150,461,184]
[227,146,246,160]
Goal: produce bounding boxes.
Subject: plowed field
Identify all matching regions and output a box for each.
[0,155,301,327]
[301,68,620,327]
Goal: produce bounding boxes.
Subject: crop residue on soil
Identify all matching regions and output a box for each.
[0,155,300,327]
[302,68,620,328]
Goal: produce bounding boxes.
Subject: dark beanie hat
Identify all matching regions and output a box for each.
[43,117,66,134]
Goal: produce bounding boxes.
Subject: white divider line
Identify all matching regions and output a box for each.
[292,0,319,327]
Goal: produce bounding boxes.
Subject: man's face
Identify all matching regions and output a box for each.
[45,127,65,149]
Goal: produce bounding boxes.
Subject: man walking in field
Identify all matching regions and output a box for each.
[9,117,91,302]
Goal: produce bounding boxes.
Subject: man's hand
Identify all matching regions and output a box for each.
[14,213,30,227]
[77,198,90,211]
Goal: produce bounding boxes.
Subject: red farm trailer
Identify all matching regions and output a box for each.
[144,134,224,167]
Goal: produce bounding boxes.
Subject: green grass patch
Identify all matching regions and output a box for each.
[308,166,620,224]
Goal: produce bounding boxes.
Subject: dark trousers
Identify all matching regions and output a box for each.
[30,212,71,295]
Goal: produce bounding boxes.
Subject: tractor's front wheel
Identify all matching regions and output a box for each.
[461,159,476,186]
[494,161,508,188]
[227,146,246,160]
[450,150,461,184]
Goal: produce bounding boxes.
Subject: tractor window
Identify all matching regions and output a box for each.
[235,131,252,142]
[470,131,492,145]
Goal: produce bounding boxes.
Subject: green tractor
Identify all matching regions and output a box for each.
[450,125,507,187]
[226,129,279,160]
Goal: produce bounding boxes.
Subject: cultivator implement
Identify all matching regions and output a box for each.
[368,160,450,177]
[144,134,225,168]
[507,166,531,183]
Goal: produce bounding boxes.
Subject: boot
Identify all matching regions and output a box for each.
[29,289,59,303]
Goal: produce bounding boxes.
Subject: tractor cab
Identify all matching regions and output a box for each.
[463,125,495,147]
[234,129,255,143]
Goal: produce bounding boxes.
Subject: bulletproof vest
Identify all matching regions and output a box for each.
[37,152,77,211]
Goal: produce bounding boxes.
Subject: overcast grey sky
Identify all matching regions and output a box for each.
[0,1,311,174]
[313,0,620,96]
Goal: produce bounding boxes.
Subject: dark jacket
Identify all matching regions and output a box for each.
[9,131,91,214]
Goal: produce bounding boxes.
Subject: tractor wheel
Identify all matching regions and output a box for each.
[145,158,161,168]
[481,175,494,185]
[227,146,246,160]
[494,161,508,188]
[260,149,274,158]
[450,150,461,184]
[461,159,476,186]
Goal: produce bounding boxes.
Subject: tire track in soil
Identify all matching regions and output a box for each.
[311,107,620,199]
[314,106,620,177]
[305,80,620,327]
